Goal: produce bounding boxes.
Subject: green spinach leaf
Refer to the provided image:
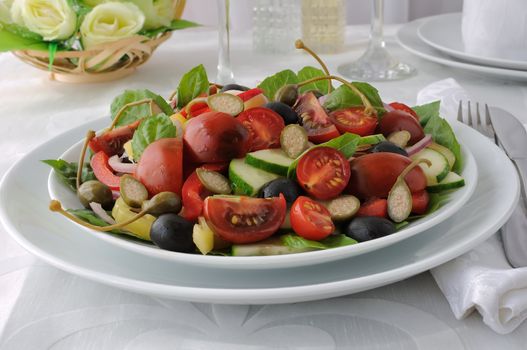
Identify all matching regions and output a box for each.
[323,82,385,114]
[131,113,177,160]
[282,234,357,250]
[110,89,173,127]
[42,159,95,191]
[423,114,462,172]
[68,209,129,235]
[257,69,298,100]
[412,100,441,126]
[297,66,332,95]
[176,64,209,109]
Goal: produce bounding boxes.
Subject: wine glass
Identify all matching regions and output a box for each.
[216,0,234,85]
[338,0,415,81]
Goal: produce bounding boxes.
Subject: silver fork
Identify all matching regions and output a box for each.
[457,101,527,268]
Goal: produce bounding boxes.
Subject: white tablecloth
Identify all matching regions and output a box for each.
[1,26,527,349]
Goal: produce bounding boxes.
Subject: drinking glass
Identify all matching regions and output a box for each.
[217,0,234,84]
[338,0,415,81]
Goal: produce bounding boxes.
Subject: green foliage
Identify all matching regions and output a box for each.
[175,64,209,109]
[131,113,177,160]
[42,159,95,191]
[110,89,173,127]
[257,69,299,100]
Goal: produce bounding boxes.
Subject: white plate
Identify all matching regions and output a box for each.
[397,17,527,82]
[417,14,527,71]
[0,119,518,304]
[47,119,477,269]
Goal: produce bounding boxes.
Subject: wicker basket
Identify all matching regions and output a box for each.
[13,0,186,83]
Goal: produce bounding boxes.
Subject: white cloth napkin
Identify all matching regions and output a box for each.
[418,78,527,334]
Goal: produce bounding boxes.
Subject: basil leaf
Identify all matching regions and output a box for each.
[257,69,298,100]
[412,100,441,126]
[297,66,332,95]
[423,114,462,173]
[42,159,95,191]
[286,133,360,178]
[140,19,200,38]
[68,209,129,235]
[110,89,173,127]
[323,82,385,114]
[282,234,357,250]
[131,113,177,160]
[176,64,209,109]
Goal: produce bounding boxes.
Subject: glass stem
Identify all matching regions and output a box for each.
[217,0,234,84]
[370,0,385,48]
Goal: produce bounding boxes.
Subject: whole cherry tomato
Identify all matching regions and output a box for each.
[389,102,420,121]
[356,198,388,218]
[378,110,425,145]
[411,190,430,215]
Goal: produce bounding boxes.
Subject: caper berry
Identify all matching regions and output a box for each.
[142,192,182,216]
[274,84,299,106]
[77,180,113,209]
[120,174,148,208]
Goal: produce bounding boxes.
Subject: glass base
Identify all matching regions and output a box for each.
[338,44,416,81]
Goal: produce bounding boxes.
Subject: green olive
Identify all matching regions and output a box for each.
[120,174,148,208]
[274,84,299,106]
[77,180,113,209]
[142,192,182,216]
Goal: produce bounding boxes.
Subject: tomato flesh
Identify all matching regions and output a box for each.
[203,194,286,244]
[296,147,350,200]
[329,107,378,136]
[290,196,334,240]
[294,92,340,144]
[183,111,251,163]
[89,120,141,156]
[135,138,183,196]
[389,102,419,121]
[237,107,285,151]
[347,152,427,200]
[356,198,388,218]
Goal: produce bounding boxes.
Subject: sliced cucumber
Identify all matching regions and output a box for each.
[245,149,295,176]
[410,148,450,185]
[229,158,280,196]
[427,172,465,193]
[231,237,312,256]
[359,134,386,145]
[427,142,456,170]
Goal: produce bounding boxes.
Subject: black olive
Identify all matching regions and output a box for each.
[220,83,250,92]
[150,214,195,252]
[370,141,408,157]
[344,216,396,242]
[264,102,299,125]
[258,178,303,205]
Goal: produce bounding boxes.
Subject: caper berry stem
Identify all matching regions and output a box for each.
[398,158,432,181]
[295,39,332,93]
[49,199,147,232]
[297,75,375,116]
[76,130,96,190]
[109,98,153,130]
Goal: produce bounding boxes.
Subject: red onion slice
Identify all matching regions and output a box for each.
[406,134,433,156]
[89,202,116,225]
[108,155,137,174]
[112,190,121,200]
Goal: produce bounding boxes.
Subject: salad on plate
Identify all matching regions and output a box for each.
[45,40,465,257]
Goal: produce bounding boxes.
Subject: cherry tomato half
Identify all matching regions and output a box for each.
[378,110,424,145]
[203,194,287,244]
[296,147,351,200]
[295,92,340,144]
[329,107,378,136]
[389,102,419,121]
[237,107,285,151]
[347,152,427,200]
[180,164,226,222]
[89,119,141,156]
[184,111,251,163]
[356,198,388,218]
[290,196,335,241]
[135,138,183,196]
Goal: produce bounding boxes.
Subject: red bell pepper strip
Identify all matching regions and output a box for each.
[90,151,121,190]
[237,88,264,102]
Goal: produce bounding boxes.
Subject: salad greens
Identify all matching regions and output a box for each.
[110,89,173,127]
[297,66,332,95]
[323,82,385,114]
[175,64,210,109]
[68,209,128,235]
[282,233,357,250]
[131,113,177,160]
[42,159,94,191]
[258,69,299,100]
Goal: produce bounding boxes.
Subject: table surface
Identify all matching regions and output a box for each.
[1,25,527,349]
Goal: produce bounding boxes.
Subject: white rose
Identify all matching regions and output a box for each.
[80,2,144,49]
[10,0,76,40]
[127,0,174,30]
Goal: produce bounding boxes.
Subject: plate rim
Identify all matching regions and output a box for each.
[396,17,527,80]
[0,120,519,304]
[417,13,527,71]
[47,119,478,269]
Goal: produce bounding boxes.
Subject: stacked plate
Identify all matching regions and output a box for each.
[0,118,519,304]
[396,13,527,82]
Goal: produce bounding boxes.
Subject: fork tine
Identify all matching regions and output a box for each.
[476,102,482,129]
[467,101,473,126]
[457,100,463,123]
[485,104,499,144]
